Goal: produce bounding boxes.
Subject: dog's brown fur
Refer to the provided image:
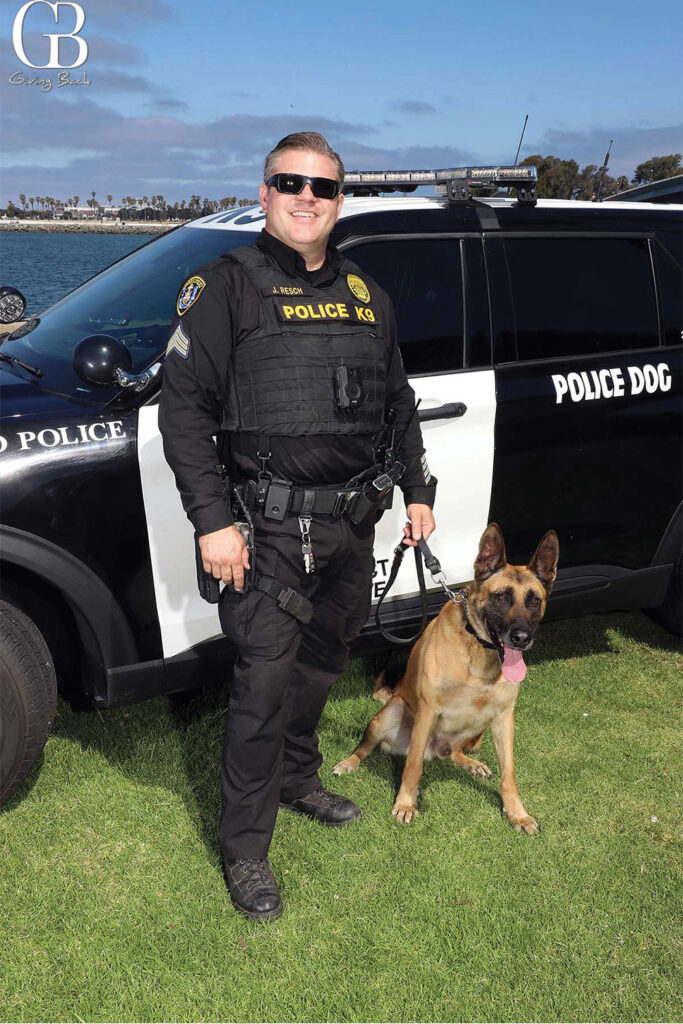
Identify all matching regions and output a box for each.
[333,523,559,833]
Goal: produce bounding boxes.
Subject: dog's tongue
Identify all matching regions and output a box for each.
[502,645,527,682]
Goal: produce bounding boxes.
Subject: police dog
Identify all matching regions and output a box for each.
[332,523,559,833]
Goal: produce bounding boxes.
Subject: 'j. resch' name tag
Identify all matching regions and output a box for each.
[274,299,379,324]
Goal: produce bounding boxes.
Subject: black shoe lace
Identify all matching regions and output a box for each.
[312,786,343,808]
[238,858,272,894]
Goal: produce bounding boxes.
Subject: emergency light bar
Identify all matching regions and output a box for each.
[343,165,537,205]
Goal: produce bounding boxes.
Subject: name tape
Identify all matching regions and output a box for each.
[264,285,312,297]
[551,363,672,405]
[274,300,378,324]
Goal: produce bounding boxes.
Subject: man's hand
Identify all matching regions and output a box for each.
[198,525,250,591]
[403,503,436,547]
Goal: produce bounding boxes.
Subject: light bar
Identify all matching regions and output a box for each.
[344,165,537,186]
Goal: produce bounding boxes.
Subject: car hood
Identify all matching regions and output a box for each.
[0,363,92,419]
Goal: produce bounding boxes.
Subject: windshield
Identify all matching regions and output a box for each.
[0,225,258,406]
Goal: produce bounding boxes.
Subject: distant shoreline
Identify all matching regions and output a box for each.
[0,219,187,234]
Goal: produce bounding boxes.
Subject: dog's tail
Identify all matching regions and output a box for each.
[372,669,393,705]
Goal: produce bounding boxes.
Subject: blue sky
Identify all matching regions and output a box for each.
[0,0,681,205]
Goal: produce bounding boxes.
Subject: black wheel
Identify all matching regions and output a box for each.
[648,551,683,638]
[0,600,57,807]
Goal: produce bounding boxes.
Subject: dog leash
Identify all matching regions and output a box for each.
[375,535,467,646]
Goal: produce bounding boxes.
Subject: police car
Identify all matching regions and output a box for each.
[1,165,681,807]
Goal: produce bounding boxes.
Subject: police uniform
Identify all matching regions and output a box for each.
[159,228,436,861]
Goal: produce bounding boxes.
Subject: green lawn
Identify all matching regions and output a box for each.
[1,611,681,1023]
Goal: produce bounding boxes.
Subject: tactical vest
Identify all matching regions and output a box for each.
[222,245,387,435]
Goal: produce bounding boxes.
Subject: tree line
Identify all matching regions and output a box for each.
[518,153,681,200]
[2,154,680,217]
[2,191,260,220]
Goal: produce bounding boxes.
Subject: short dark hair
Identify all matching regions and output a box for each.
[264,132,345,186]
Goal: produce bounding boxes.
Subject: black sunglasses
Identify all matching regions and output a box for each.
[266,173,341,200]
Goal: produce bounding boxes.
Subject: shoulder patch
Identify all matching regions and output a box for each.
[177,275,205,316]
[166,321,190,359]
[347,273,370,304]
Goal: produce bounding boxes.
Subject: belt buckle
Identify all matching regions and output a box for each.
[332,490,351,516]
[332,489,358,517]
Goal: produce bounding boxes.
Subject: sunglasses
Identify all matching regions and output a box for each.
[266,173,341,200]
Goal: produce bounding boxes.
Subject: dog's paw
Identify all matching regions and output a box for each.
[391,799,419,824]
[503,809,540,835]
[462,758,492,779]
[332,755,359,776]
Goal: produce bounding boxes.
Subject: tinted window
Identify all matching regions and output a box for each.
[653,239,683,347]
[502,237,659,361]
[346,239,463,374]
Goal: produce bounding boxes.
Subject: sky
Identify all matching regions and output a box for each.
[0,0,681,206]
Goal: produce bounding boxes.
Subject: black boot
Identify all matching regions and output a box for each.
[280,785,362,826]
[223,857,283,921]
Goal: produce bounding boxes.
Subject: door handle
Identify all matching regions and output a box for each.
[418,402,467,422]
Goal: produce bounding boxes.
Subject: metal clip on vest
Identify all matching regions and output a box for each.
[255,439,272,509]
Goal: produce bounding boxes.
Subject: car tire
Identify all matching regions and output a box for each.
[648,551,683,638]
[0,600,57,807]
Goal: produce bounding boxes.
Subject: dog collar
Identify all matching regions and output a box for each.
[460,588,503,659]
[463,617,499,653]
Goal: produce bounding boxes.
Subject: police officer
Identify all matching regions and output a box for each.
[159,132,436,922]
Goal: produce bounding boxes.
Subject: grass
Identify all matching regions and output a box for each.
[1,611,681,1023]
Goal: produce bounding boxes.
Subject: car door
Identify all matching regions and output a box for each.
[486,232,683,578]
[344,235,497,601]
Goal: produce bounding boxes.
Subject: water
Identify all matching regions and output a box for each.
[0,232,158,313]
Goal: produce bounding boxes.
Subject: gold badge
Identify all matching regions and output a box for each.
[347,273,370,304]
[177,275,206,316]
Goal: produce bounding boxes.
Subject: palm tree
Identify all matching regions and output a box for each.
[29,197,35,212]
[107,194,113,205]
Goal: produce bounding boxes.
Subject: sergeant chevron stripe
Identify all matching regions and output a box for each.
[166,322,190,359]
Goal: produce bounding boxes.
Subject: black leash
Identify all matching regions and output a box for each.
[375,535,502,655]
[375,535,467,646]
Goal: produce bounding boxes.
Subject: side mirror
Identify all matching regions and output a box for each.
[73,333,161,393]
[73,334,132,385]
[0,287,27,324]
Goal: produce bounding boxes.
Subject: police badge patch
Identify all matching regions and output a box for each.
[347,274,370,304]
[177,276,205,315]
[166,322,190,359]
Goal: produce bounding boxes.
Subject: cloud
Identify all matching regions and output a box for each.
[524,123,683,178]
[92,69,159,93]
[87,36,147,66]
[78,0,178,21]
[391,101,437,115]
[0,91,382,201]
[148,96,190,112]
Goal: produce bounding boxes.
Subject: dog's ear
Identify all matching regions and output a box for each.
[474,523,507,580]
[528,530,560,593]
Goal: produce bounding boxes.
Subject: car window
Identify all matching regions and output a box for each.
[0,227,258,407]
[501,237,659,361]
[345,238,464,374]
[653,239,683,347]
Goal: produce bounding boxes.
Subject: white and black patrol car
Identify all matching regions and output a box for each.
[1,165,681,807]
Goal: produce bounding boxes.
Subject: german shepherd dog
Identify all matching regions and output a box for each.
[333,524,559,833]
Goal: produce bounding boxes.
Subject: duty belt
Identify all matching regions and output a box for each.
[238,463,405,525]
[241,478,358,517]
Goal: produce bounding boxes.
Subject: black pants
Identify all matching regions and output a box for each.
[218,508,375,860]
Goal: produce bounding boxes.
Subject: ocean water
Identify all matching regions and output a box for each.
[0,232,158,314]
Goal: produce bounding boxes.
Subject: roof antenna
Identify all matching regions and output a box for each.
[513,114,529,167]
[594,139,613,203]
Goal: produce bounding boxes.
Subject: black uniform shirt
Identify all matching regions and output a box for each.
[159,229,437,535]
